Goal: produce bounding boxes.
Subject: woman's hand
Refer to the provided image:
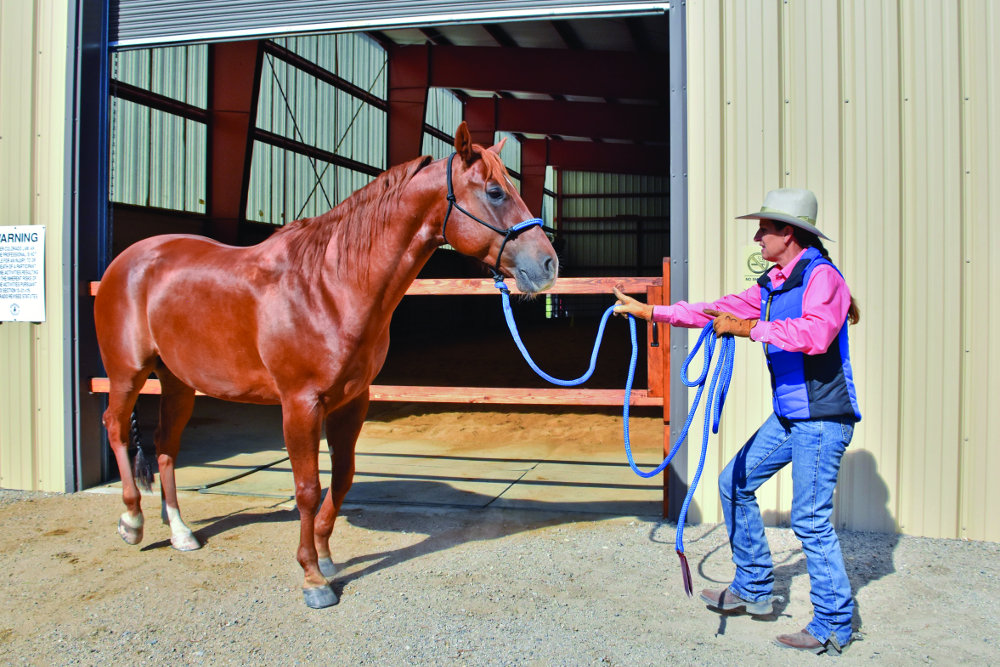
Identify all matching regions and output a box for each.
[612,285,654,321]
[703,309,757,337]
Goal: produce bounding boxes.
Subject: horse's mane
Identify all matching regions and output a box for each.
[268,154,433,275]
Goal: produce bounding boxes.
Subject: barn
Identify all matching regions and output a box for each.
[0,0,997,542]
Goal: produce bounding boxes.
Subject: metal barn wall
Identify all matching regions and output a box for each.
[0,0,73,491]
[558,171,669,276]
[111,45,208,212]
[249,33,387,224]
[685,0,999,541]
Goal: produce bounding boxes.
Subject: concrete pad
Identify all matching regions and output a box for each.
[343,476,512,508]
[205,454,523,508]
[355,436,563,464]
[491,461,661,516]
[175,451,288,490]
[124,394,667,517]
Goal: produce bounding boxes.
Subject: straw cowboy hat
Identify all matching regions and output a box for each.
[737,188,833,241]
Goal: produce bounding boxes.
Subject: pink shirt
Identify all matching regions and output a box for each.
[651,248,851,355]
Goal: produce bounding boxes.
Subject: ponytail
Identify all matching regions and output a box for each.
[777,223,861,325]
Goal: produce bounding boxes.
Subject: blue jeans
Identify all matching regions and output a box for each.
[719,413,855,647]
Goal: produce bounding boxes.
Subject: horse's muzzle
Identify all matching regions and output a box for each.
[511,249,558,295]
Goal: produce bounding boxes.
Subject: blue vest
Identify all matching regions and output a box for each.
[757,247,862,421]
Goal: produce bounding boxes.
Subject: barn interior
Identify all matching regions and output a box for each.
[99,12,673,516]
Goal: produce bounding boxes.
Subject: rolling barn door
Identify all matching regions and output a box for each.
[112,0,670,48]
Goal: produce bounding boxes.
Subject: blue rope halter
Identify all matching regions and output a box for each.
[493,278,735,595]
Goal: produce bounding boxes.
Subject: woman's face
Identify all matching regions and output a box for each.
[754,219,791,263]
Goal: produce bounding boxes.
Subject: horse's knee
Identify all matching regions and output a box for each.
[294,480,322,515]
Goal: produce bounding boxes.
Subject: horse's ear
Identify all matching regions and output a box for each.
[487,136,507,154]
[454,121,474,163]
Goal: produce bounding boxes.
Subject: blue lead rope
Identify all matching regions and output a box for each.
[495,279,735,595]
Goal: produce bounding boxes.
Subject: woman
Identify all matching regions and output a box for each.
[613,188,861,655]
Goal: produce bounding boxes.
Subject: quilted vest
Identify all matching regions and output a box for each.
[757,247,862,421]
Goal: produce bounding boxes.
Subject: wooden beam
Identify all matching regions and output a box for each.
[369,386,660,406]
[91,276,658,298]
[88,378,660,407]
[401,276,660,295]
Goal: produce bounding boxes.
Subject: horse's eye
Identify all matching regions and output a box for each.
[487,187,505,202]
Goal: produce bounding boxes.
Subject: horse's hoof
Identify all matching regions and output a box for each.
[117,517,143,545]
[170,532,202,551]
[318,557,338,579]
[303,584,339,609]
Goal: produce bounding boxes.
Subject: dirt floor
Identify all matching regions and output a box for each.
[2,404,999,665]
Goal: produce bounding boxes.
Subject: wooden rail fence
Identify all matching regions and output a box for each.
[88,258,673,514]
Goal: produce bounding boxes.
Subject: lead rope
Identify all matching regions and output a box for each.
[494,279,735,595]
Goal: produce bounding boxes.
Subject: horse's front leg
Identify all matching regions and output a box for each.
[282,396,337,608]
[315,392,370,579]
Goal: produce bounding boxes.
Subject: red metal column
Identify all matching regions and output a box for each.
[388,44,429,166]
[519,138,548,218]
[207,41,262,243]
[464,96,497,147]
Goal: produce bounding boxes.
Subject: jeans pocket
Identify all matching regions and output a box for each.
[840,421,855,445]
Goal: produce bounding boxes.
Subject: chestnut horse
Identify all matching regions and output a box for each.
[94,123,558,608]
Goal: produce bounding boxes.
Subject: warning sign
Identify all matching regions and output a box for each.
[742,243,773,286]
[0,226,45,322]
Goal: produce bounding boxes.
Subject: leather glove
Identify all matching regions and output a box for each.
[612,285,653,321]
[703,309,757,338]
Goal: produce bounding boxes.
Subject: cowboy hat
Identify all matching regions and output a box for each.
[736,188,833,241]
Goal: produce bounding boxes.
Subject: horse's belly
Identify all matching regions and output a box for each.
[147,290,279,402]
[156,338,280,403]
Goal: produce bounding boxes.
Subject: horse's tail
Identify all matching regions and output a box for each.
[129,409,154,492]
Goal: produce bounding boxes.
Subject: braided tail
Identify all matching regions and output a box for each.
[129,409,154,492]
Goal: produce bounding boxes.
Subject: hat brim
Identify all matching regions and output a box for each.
[736,211,833,242]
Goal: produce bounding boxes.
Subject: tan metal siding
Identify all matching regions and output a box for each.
[0,0,70,491]
[684,0,727,524]
[958,0,1000,542]
[897,0,964,539]
[685,0,999,539]
[837,0,902,533]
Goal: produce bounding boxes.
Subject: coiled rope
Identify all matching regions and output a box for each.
[495,279,735,595]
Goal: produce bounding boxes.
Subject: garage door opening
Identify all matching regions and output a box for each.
[90,6,681,517]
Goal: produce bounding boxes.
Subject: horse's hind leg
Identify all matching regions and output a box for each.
[315,392,369,579]
[103,379,152,545]
[154,364,200,551]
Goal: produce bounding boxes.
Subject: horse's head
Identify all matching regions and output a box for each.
[442,122,559,294]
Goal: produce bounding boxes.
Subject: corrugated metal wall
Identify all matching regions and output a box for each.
[111,45,207,212]
[559,171,669,275]
[248,33,387,224]
[423,87,464,159]
[685,0,999,540]
[0,0,72,491]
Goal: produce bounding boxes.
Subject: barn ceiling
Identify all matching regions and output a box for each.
[372,14,669,174]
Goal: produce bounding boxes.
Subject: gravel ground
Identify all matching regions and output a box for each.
[1,488,998,665]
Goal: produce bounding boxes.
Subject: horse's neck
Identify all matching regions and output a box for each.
[325,174,445,316]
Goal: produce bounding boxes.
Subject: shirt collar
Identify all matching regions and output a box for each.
[771,247,809,282]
